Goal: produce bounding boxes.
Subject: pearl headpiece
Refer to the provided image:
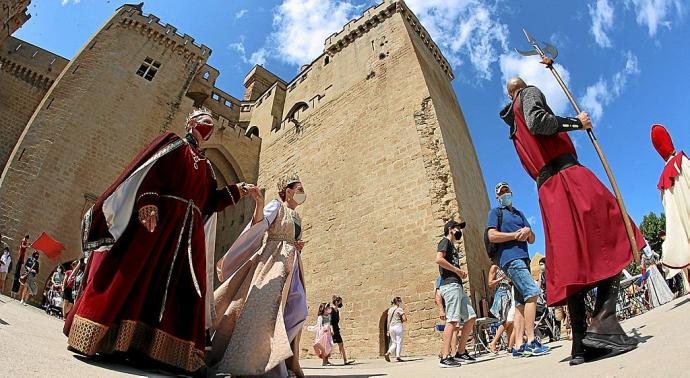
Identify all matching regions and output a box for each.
[278,172,301,190]
[186,107,213,124]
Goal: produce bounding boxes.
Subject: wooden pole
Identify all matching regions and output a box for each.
[545,62,640,264]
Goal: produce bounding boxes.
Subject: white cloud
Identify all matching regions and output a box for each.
[580,80,607,121]
[228,35,249,63]
[228,40,246,57]
[498,53,572,115]
[270,0,361,66]
[588,0,615,48]
[61,0,81,5]
[249,48,269,66]
[405,0,509,81]
[580,51,640,121]
[549,32,570,49]
[229,36,269,66]
[261,0,509,80]
[625,0,686,36]
[235,9,249,19]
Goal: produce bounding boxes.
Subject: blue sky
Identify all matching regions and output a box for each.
[15,0,689,256]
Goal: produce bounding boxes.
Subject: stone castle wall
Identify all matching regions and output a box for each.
[253,1,489,358]
[403,9,493,312]
[0,0,491,360]
[0,4,260,298]
[1,1,31,44]
[0,36,67,173]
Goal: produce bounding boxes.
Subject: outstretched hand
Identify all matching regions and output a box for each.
[245,185,264,203]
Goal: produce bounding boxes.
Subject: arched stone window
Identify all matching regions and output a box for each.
[284,101,309,123]
[282,102,309,133]
[246,126,259,138]
[203,71,211,80]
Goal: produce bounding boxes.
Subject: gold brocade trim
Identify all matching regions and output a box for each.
[68,315,204,372]
[265,235,295,245]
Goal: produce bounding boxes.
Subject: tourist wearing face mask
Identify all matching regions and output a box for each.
[487,182,548,357]
[331,295,355,365]
[435,219,476,368]
[212,173,309,377]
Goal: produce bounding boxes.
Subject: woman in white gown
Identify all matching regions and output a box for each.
[640,246,674,308]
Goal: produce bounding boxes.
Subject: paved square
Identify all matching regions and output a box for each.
[2,294,689,377]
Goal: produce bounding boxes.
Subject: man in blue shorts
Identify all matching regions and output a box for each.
[436,220,477,367]
[487,182,548,357]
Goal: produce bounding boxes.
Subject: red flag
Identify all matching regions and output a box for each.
[31,232,64,261]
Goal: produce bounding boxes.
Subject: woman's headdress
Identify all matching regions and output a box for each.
[277,172,301,190]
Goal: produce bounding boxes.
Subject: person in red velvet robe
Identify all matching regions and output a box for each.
[63,108,252,374]
[499,77,645,366]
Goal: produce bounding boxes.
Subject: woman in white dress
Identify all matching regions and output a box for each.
[640,246,674,307]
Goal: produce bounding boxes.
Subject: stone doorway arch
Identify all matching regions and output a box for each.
[205,148,254,289]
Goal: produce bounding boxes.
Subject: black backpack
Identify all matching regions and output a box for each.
[484,208,503,265]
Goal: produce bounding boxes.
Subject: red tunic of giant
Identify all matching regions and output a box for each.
[511,100,645,306]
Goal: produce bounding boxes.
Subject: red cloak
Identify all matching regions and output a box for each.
[64,132,242,372]
[504,90,645,306]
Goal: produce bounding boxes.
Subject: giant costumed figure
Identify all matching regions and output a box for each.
[650,124,690,277]
[63,108,251,374]
[500,78,645,365]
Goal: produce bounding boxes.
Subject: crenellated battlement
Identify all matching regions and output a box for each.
[323,0,453,80]
[114,3,211,63]
[212,117,262,143]
[0,36,68,89]
[398,1,454,79]
[324,0,397,54]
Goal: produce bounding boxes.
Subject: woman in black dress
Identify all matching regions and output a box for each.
[331,296,354,365]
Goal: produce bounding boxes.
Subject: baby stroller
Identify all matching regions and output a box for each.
[534,293,560,342]
[44,283,63,318]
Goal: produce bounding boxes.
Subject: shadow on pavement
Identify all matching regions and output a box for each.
[307,375,386,378]
[629,327,653,343]
[669,297,690,311]
[393,358,423,362]
[0,318,8,325]
[72,354,169,378]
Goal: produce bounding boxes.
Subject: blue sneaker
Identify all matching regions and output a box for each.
[535,339,551,352]
[523,340,549,356]
[511,346,525,358]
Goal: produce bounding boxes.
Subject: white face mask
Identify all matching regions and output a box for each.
[293,192,307,205]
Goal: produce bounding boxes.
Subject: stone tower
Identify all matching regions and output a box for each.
[0,37,68,172]
[239,0,492,357]
[0,4,261,297]
[1,0,31,44]
[0,0,491,359]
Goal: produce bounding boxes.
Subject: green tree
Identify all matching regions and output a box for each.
[626,261,641,276]
[639,212,666,253]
